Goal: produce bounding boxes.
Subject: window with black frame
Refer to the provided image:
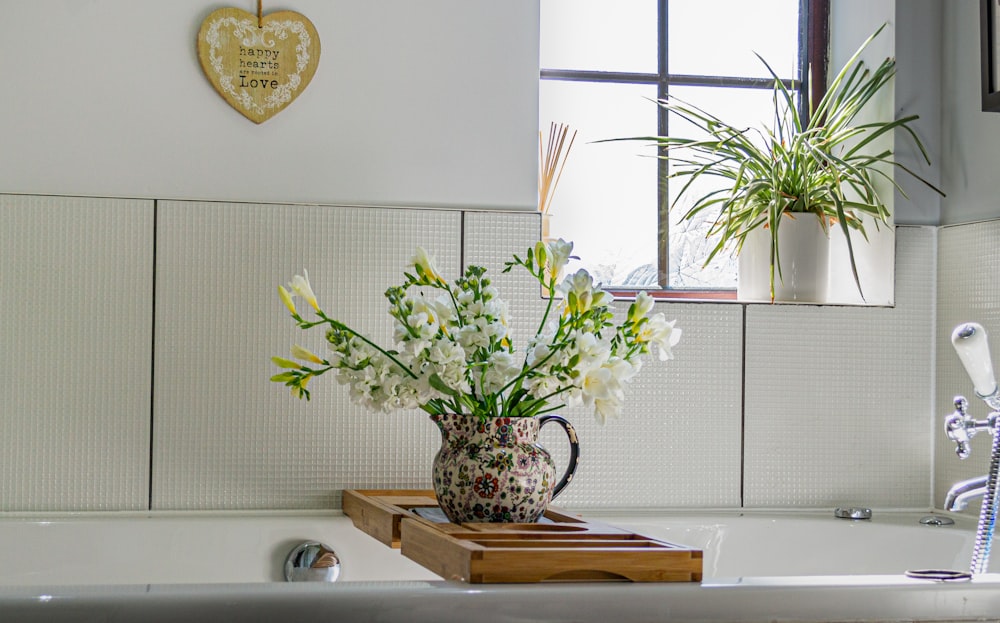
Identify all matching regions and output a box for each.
[539,0,827,296]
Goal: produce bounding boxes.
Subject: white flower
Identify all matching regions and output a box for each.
[580,357,639,423]
[456,289,475,306]
[406,311,436,339]
[605,357,639,385]
[482,351,519,394]
[581,366,614,403]
[572,332,611,373]
[526,340,552,368]
[401,337,469,396]
[524,374,557,399]
[629,291,655,322]
[560,269,592,298]
[485,299,510,337]
[288,269,320,312]
[559,269,607,314]
[593,393,624,424]
[410,296,450,331]
[546,239,574,282]
[458,321,491,351]
[411,247,446,285]
[639,314,682,361]
[433,295,455,326]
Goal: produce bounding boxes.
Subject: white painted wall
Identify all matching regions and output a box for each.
[941,0,1000,224]
[0,1,538,211]
[893,0,944,226]
[827,0,898,304]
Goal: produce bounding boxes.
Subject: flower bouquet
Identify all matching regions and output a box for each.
[271,239,681,521]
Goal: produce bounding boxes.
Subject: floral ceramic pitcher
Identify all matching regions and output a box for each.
[430,413,580,523]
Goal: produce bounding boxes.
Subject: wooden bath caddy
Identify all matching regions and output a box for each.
[342,489,702,584]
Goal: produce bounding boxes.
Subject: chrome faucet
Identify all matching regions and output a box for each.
[944,322,1000,575]
[944,472,988,512]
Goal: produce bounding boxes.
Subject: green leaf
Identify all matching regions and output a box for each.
[605,23,942,301]
[428,373,460,398]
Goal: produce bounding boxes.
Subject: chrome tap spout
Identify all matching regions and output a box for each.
[945,475,989,511]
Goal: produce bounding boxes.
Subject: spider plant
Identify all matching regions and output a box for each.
[625,24,942,301]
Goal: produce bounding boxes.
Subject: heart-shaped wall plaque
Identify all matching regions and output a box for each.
[197,8,320,124]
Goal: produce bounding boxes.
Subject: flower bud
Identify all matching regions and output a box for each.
[278,285,297,315]
[291,344,324,365]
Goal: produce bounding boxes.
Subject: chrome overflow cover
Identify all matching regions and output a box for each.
[834,506,872,520]
[284,541,341,582]
[919,515,956,526]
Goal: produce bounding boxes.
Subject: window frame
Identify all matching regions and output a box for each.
[539,0,830,300]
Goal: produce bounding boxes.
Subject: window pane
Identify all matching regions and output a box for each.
[665,85,788,289]
[539,80,658,287]
[540,0,657,74]
[668,0,800,78]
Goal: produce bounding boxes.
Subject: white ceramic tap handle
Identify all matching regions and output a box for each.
[952,322,998,398]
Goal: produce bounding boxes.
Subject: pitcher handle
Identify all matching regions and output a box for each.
[536,414,580,500]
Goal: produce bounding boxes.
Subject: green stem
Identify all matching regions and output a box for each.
[314,311,419,380]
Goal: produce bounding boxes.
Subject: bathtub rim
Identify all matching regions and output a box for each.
[2,573,1000,623]
[0,508,994,623]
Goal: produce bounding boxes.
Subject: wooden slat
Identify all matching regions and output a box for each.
[343,489,703,584]
[466,539,671,549]
[341,489,435,547]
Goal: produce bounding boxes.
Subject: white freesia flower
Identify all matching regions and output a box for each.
[456,289,475,306]
[409,295,453,332]
[288,269,320,312]
[524,373,559,400]
[605,357,639,385]
[560,269,592,298]
[546,238,574,283]
[411,247,445,285]
[593,393,625,424]
[572,332,611,373]
[526,339,552,369]
[639,314,682,361]
[559,268,608,314]
[630,291,655,322]
[581,366,614,403]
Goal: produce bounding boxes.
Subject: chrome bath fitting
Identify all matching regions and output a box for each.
[944,322,1000,575]
[284,541,341,582]
[834,507,872,520]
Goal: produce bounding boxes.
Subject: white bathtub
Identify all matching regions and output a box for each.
[1,509,998,622]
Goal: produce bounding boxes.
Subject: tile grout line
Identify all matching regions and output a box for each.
[740,303,747,508]
[148,200,157,511]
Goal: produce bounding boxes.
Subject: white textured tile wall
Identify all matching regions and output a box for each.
[562,301,743,509]
[0,195,946,513]
[935,221,1000,512]
[152,205,743,510]
[0,195,152,511]
[152,201,461,509]
[744,226,936,508]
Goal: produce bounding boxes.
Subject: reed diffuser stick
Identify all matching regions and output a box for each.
[538,122,577,215]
